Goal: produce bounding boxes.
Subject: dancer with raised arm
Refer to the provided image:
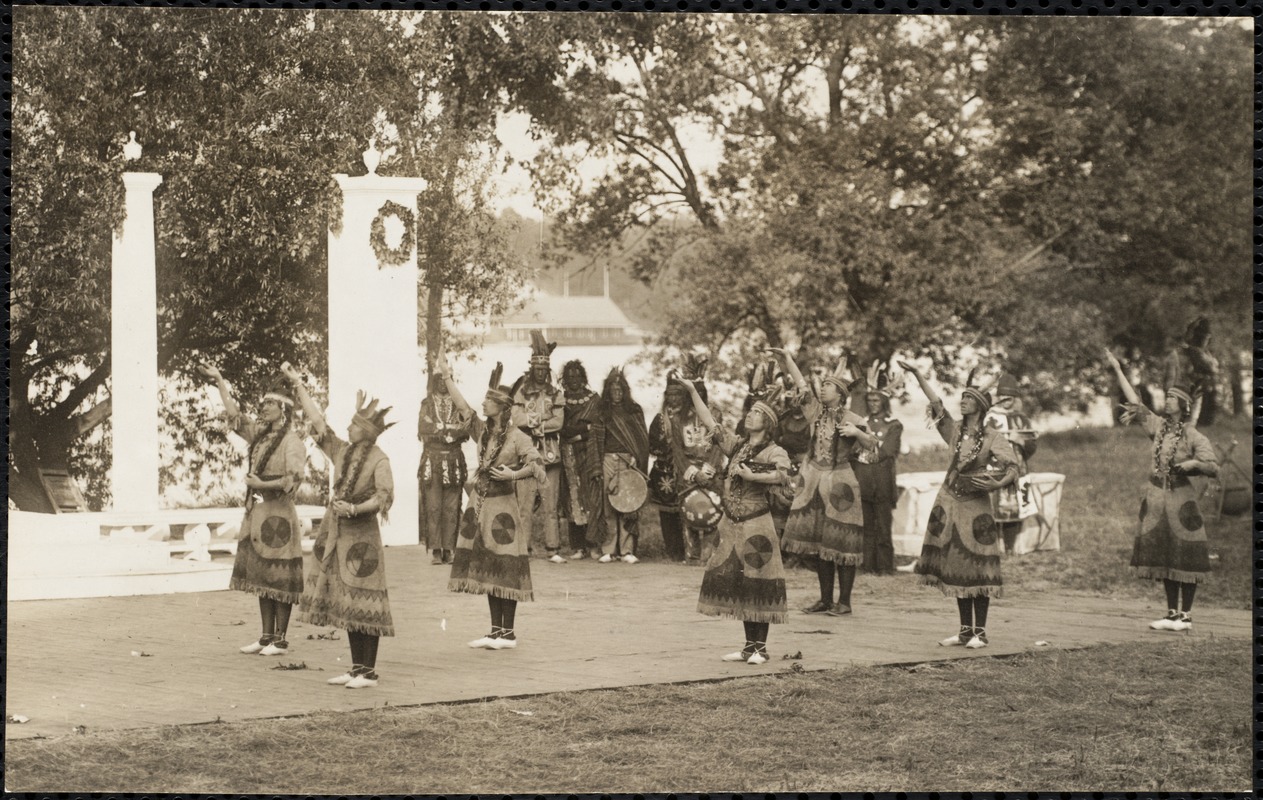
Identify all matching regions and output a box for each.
[683,377,791,665]
[1106,349,1218,632]
[198,364,307,657]
[899,361,1017,650]
[445,360,545,650]
[771,348,877,616]
[282,362,395,688]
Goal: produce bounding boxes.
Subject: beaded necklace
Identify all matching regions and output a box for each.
[1152,415,1186,481]
[949,421,987,474]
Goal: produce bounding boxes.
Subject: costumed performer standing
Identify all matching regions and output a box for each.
[1106,349,1218,633]
[592,367,651,563]
[558,359,603,560]
[198,363,308,657]
[985,373,1039,555]
[648,376,690,562]
[282,362,396,689]
[510,330,566,563]
[418,354,474,564]
[900,360,1017,650]
[854,361,904,576]
[684,377,791,665]
[445,360,546,650]
[771,348,877,616]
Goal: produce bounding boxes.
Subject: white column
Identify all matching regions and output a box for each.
[110,172,164,513]
[328,173,429,546]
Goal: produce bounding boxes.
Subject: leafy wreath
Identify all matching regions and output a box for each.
[369,200,415,268]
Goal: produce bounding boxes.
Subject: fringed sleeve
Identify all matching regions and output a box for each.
[1187,429,1220,478]
[371,454,394,522]
[279,433,307,494]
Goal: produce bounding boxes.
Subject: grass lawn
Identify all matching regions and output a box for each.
[5,637,1248,793]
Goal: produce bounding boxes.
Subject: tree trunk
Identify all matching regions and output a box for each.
[7,405,83,513]
[425,278,443,378]
[1229,350,1244,417]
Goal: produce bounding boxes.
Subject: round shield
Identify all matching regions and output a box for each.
[609,469,648,514]
[681,487,723,531]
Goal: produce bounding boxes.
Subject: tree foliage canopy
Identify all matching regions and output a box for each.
[528,17,1250,407]
[11,8,569,509]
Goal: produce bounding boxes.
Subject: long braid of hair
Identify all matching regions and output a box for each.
[245,406,293,504]
[475,406,512,497]
[332,439,373,503]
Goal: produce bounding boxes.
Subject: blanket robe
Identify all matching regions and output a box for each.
[228,413,307,604]
[697,430,790,624]
[300,429,395,636]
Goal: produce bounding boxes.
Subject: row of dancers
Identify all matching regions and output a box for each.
[197,329,1220,687]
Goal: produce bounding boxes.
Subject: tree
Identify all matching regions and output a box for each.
[527,16,1250,406]
[11,9,568,510]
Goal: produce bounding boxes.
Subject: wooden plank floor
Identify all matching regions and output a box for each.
[5,545,1250,741]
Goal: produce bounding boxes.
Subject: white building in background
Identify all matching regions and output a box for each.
[491,272,645,346]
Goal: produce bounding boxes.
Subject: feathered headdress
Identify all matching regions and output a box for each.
[821,354,854,395]
[962,367,996,414]
[750,384,786,433]
[746,357,780,402]
[528,329,558,366]
[485,362,513,406]
[865,360,904,398]
[352,390,395,438]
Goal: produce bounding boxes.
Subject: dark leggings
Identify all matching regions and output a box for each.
[258,597,293,641]
[488,594,519,636]
[816,558,857,607]
[347,630,380,673]
[742,620,770,651]
[956,596,991,629]
[1163,579,1197,612]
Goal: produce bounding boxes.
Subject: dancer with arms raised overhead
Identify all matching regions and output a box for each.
[900,361,1017,650]
[283,362,395,689]
[1106,349,1218,633]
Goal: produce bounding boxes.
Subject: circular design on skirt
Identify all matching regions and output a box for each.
[260,515,292,548]
[927,505,947,538]
[972,513,997,546]
[742,534,776,570]
[491,513,517,545]
[1177,500,1203,532]
[1138,497,1147,521]
[344,541,380,578]
[827,480,856,512]
[459,508,478,540]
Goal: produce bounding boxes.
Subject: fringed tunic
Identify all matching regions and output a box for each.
[915,402,1018,598]
[299,430,395,636]
[698,431,790,624]
[418,394,473,550]
[1129,407,1218,583]
[782,394,870,565]
[448,417,544,602]
[229,413,307,604]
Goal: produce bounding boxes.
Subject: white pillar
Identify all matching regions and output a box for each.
[329,172,428,546]
[110,172,164,513]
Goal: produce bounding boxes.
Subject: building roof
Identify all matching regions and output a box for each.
[499,291,635,330]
